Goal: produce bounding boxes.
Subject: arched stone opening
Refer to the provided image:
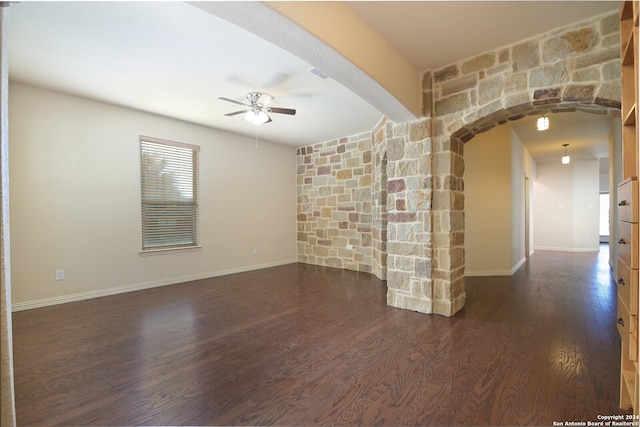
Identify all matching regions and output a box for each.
[433,99,620,318]
[450,100,621,145]
[387,10,622,317]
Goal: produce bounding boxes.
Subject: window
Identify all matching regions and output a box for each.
[140,136,199,251]
[599,192,610,238]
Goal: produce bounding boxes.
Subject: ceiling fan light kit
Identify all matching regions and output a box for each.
[220,92,296,126]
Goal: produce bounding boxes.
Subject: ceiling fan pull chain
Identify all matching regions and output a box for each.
[255,126,259,151]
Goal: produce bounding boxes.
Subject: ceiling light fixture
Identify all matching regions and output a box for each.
[537,116,549,131]
[244,109,269,125]
[562,143,570,164]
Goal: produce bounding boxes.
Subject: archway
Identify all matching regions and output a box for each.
[386,10,621,316]
[461,106,619,276]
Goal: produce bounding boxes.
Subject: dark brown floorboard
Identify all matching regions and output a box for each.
[12,246,629,426]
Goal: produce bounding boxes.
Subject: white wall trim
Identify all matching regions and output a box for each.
[533,246,600,252]
[12,259,297,312]
[465,256,528,277]
[465,270,513,277]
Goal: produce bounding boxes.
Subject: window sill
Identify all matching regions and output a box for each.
[139,245,202,256]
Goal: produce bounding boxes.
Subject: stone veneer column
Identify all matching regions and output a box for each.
[385,120,435,314]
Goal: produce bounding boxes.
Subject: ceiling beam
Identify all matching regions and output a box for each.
[189,1,419,123]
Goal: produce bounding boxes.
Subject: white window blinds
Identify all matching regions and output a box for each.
[140,136,200,251]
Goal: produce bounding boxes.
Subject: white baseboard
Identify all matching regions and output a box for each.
[533,246,599,252]
[465,270,513,277]
[12,259,297,312]
[465,257,527,277]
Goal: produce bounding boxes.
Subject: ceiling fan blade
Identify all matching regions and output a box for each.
[219,97,249,107]
[224,110,247,116]
[269,107,296,116]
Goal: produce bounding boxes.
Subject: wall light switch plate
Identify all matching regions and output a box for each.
[55,270,64,281]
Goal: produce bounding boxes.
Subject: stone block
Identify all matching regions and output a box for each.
[504,73,527,93]
[409,120,430,142]
[572,67,599,82]
[406,190,431,211]
[600,11,619,36]
[562,27,598,53]
[563,84,595,102]
[353,188,371,202]
[405,141,424,159]
[387,269,412,290]
[529,62,568,88]
[392,294,433,315]
[415,258,432,278]
[602,60,621,81]
[573,47,619,70]
[388,179,406,193]
[478,75,504,105]
[595,83,621,107]
[435,92,470,116]
[533,88,562,104]
[388,241,422,256]
[512,40,539,72]
[398,159,419,177]
[441,74,477,97]
[503,92,529,110]
[434,65,459,83]
[395,223,417,242]
[462,52,496,74]
[337,169,353,180]
[387,211,417,223]
[431,190,451,211]
[433,152,452,176]
[325,258,343,269]
[394,255,413,271]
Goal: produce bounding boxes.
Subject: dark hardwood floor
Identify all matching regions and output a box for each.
[13,246,628,426]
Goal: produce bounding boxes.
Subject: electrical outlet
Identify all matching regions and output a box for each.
[55,270,64,281]
[346,244,353,250]
[252,248,258,256]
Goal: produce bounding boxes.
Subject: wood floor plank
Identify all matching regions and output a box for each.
[12,246,630,426]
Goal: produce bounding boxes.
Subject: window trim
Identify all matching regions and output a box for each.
[139,135,200,253]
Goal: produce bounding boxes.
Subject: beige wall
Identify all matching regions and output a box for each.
[464,124,535,276]
[464,126,513,275]
[9,83,297,309]
[533,159,600,251]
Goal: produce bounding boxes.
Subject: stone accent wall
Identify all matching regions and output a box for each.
[297,11,621,317]
[296,132,375,273]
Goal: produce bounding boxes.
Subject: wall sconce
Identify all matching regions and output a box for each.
[537,116,549,131]
[562,143,570,164]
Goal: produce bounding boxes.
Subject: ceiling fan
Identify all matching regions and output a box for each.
[219,92,296,125]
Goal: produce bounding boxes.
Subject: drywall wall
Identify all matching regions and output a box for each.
[464,124,535,276]
[464,125,513,275]
[533,159,600,252]
[9,83,297,309]
[510,129,536,269]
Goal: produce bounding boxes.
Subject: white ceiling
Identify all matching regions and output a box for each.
[8,1,620,161]
[511,111,615,165]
